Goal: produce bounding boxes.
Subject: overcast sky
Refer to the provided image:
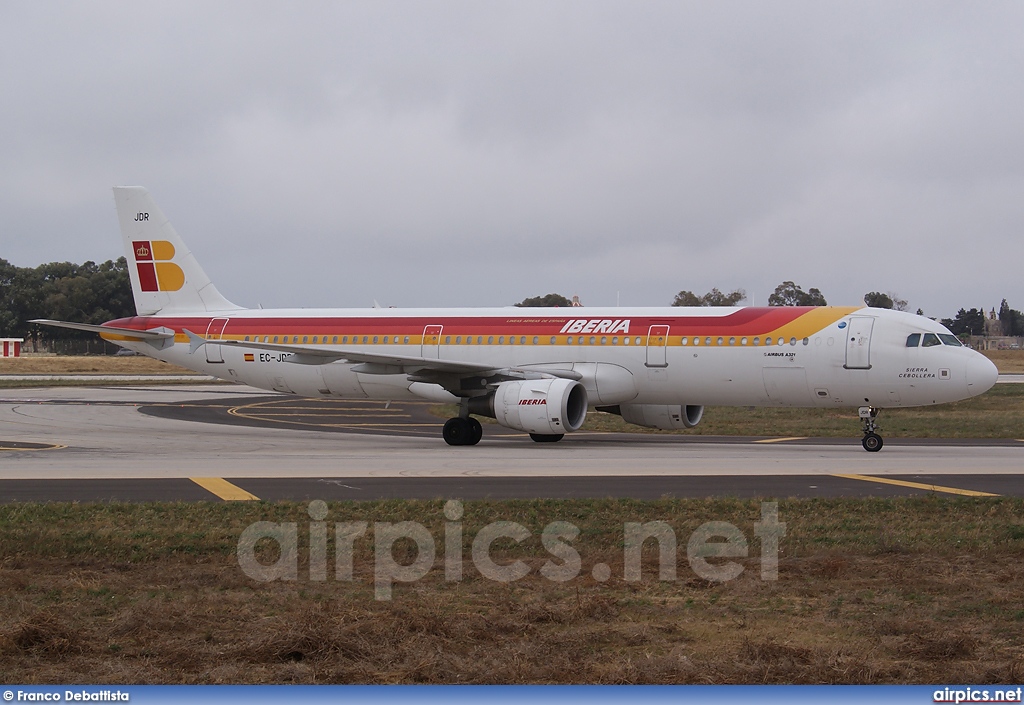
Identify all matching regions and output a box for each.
[2,2,1022,317]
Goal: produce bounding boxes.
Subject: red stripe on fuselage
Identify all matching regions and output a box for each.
[104,308,817,339]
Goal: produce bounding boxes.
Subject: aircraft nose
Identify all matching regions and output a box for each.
[965,353,998,397]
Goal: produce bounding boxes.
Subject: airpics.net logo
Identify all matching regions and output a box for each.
[132,237,184,292]
[236,500,785,600]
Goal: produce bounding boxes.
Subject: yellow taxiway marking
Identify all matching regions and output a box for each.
[754,437,808,444]
[0,443,66,452]
[833,473,999,497]
[189,477,260,501]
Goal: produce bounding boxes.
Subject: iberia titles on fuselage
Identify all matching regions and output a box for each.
[32,187,998,450]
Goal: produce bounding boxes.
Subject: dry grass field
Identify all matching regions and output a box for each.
[2,498,1024,684]
[983,350,1024,374]
[0,355,193,375]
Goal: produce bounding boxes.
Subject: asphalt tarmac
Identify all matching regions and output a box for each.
[1,384,1022,502]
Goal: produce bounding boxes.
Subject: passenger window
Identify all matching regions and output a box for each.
[273,336,278,343]
[790,337,796,346]
[753,337,759,346]
[922,333,941,347]
[939,334,962,346]
[405,336,410,344]
[705,337,712,346]
[906,333,921,347]
[728,337,735,346]
[244,336,250,342]
[549,336,555,345]
[362,336,368,344]
[741,337,747,346]
[341,336,347,344]
[332,336,338,344]
[520,337,526,345]
[488,336,494,344]
[717,337,724,346]
[600,336,607,345]
[612,336,619,345]
[623,337,629,345]
[680,337,687,346]
[802,338,809,345]
[533,336,538,345]
[498,336,504,344]
[567,336,574,345]
[444,336,450,344]
[589,336,596,345]
[373,336,378,344]
[765,337,772,346]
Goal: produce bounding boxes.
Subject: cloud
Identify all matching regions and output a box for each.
[1,1,1022,315]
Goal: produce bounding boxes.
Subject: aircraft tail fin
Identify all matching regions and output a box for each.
[113,186,241,316]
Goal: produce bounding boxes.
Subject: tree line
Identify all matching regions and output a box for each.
[515,284,1024,338]
[0,257,135,344]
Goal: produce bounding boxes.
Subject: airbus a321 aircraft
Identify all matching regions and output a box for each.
[34,187,999,451]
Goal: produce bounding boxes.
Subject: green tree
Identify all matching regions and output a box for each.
[863,291,908,311]
[0,257,134,343]
[998,299,1024,336]
[863,291,894,309]
[672,288,746,307]
[515,293,573,307]
[768,281,827,306]
[941,308,986,337]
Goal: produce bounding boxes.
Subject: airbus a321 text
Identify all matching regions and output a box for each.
[34,187,998,451]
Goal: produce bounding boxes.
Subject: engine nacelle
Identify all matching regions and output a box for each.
[617,403,704,430]
[473,378,588,435]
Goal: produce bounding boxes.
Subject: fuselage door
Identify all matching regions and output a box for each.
[645,325,670,368]
[422,325,442,359]
[844,316,875,370]
[205,318,229,364]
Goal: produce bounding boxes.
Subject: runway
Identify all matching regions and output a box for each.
[1,384,1022,502]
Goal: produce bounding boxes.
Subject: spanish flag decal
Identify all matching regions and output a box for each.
[133,240,185,292]
[244,353,255,362]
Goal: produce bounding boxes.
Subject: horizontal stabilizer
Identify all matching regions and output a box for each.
[30,319,175,340]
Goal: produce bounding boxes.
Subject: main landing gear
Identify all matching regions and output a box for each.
[859,406,883,452]
[443,416,483,446]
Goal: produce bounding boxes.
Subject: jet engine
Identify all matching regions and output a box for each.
[469,378,587,435]
[603,403,704,430]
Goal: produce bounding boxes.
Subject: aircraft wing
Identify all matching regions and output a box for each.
[183,330,581,384]
[30,319,176,341]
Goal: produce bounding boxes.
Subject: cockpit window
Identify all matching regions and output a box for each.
[938,334,962,347]
[922,333,942,347]
[906,333,921,347]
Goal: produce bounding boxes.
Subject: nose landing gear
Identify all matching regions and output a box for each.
[859,406,883,452]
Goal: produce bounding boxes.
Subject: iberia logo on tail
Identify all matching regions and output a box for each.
[133,240,184,292]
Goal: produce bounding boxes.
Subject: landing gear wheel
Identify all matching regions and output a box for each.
[862,433,883,452]
[529,433,564,443]
[468,417,483,445]
[444,417,484,446]
[443,418,471,446]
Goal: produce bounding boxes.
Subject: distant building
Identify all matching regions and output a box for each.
[1,338,24,357]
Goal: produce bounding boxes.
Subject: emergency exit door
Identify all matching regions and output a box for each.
[645,325,670,368]
[844,317,874,370]
[421,325,442,359]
